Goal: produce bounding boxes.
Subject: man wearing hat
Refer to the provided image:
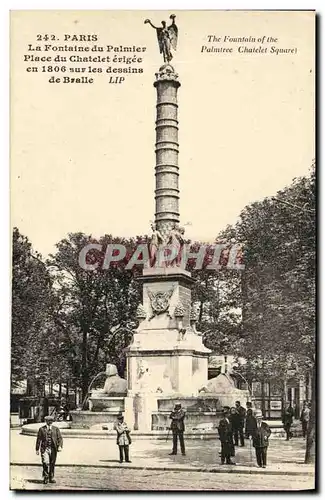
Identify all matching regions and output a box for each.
[169,403,186,456]
[35,415,63,484]
[218,407,235,465]
[282,402,294,441]
[251,410,271,468]
[114,413,132,463]
[245,401,257,439]
[233,401,246,447]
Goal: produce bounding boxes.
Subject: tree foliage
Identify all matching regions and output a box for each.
[47,233,142,398]
[11,228,55,390]
[226,163,316,463]
[11,163,315,444]
[191,265,243,355]
[235,164,315,382]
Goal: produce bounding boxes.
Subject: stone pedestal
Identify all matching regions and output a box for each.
[126,267,211,430]
[127,267,210,397]
[88,395,125,413]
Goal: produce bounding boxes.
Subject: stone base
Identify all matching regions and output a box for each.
[152,411,222,431]
[124,394,158,432]
[21,422,220,440]
[157,396,222,412]
[127,262,211,397]
[20,419,303,439]
[127,349,210,396]
[70,410,121,429]
[88,396,125,413]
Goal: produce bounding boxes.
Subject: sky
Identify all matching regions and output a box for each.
[10,10,315,256]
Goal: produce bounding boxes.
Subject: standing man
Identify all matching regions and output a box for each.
[218,407,235,465]
[35,415,63,484]
[300,401,311,439]
[252,410,271,468]
[233,400,246,447]
[229,407,238,445]
[169,403,186,456]
[282,402,294,441]
[245,401,257,439]
[114,414,132,463]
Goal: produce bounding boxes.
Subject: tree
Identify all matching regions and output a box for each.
[191,267,242,356]
[11,228,55,392]
[229,163,315,463]
[183,233,243,357]
[47,232,142,399]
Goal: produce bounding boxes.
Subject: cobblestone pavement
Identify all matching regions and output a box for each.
[10,429,314,475]
[10,465,315,491]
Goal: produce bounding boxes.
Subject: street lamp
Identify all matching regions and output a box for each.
[231,369,253,397]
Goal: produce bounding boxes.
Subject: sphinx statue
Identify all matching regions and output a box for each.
[198,373,249,408]
[95,364,127,396]
[88,364,127,412]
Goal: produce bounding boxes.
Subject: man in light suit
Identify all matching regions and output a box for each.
[36,415,63,484]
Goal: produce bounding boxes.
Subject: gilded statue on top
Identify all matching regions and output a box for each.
[144,15,178,63]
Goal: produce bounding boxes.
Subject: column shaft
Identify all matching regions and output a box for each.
[154,72,181,239]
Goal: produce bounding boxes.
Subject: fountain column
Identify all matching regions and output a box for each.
[125,63,211,432]
[154,65,180,240]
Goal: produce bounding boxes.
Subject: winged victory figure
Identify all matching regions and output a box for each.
[144,14,178,63]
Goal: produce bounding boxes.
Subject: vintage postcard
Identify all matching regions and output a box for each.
[10,10,315,491]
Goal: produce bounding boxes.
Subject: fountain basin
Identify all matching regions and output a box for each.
[154,396,223,431]
[20,419,302,439]
[157,396,222,412]
[20,422,219,439]
[70,409,123,429]
[152,410,221,431]
[88,396,125,413]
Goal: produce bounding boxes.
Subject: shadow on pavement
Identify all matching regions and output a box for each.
[130,440,308,470]
[278,460,305,465]
[99,459,122,464]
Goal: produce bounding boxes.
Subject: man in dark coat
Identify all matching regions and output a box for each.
[252,410,271,468]
[36,415,63,484]
[245,401,257,438]
[233,400,246,446]
[229,407,239,448]
[218,407,235,465]
[282,402,294,440]
[169,403,186,456]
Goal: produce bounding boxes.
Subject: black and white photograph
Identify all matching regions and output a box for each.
[9,9,315,491]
